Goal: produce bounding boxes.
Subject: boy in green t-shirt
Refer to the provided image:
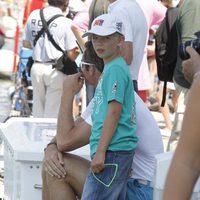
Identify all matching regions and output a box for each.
[81,13,138,200]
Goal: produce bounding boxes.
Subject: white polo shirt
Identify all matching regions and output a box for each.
[24,6,77,62]
[81,93,164,182]
[108,0,148,81]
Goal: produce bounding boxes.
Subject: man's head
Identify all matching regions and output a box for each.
[80,41,104,86]
[83,13,125,63]
[48,0,69,12]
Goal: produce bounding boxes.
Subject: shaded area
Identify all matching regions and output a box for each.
[0,78,14,122]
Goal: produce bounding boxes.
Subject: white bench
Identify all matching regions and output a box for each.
[153,151,200,200]
[0,117,90,200]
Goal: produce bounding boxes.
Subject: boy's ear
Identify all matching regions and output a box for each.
[117,35,125,47]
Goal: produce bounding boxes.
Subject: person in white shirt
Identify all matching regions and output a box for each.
[42,41,163,200]
[107,0,148,92]
[23,0,79,118]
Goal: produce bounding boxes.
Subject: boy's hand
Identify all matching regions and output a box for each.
[91,151,105,173]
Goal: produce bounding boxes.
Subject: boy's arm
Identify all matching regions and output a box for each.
[91,100,122,173]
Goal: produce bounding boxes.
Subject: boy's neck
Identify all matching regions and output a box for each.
[103,51,120,64]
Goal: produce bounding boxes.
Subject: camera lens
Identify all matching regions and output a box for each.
[179,31,200,60]
[179,40,191,60]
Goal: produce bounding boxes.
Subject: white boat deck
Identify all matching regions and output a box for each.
[0,111,171,199]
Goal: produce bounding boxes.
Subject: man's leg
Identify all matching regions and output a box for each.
[43,68,65,118]
[42,153,90,200]
[31,63,46,117]
[126,179,153,200]
[167,82,188,151]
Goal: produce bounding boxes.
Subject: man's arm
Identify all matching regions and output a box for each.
[182,47,200,83]
[23,40,32,49]
[66,46,80,61]
[163,73,200,200]
[91,101,122,173]
[43,73,92,178]
[120,41,133,65]
[71,25,86,52]
[163,49,200,199]
[56,73,91,152]
[43,115,91,178]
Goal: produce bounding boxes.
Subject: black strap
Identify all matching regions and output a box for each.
[33,8,63,47]
[161,80,167,107]
[39,8,65,54]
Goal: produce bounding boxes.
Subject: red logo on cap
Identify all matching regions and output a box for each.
[94,19,104,26]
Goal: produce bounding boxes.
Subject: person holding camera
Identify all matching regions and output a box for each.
[23,0,79,118]
[163,47,200,200]
[167,0,200,151]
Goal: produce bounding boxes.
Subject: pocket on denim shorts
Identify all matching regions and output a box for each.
[108,151,134,181]
[92,164,117,187]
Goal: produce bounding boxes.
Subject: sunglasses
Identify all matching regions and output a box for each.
[79,61,95,72]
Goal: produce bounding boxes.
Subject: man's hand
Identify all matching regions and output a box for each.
[63,72,85,95]
[91,151,105,173]
[43,144,66,179]
[182,47,200,83]
[22,40,32,49]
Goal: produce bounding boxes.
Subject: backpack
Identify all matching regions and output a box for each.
[155,7,179,106]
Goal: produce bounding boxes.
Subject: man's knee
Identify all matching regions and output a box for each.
[42,153,90,199]
[62,153,90,183]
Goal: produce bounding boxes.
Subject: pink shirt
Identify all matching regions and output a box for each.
[136,0,166,90]
[72,11,89,32]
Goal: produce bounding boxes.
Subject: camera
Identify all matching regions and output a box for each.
[179,31,200,60]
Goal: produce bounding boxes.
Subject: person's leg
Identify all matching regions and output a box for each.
[126,179,153,200]
[43,68,65,118]
[132,80,139,94]
[172,90,177,111]
[148,56,157,94]
[167,82,189,151]
[42,153,90,200]
[31,63,46,117]
[42,163,77,200]
[138,90,148,103]
[81,151,133,200]
[42,165,50,200]
[156,85,173,131]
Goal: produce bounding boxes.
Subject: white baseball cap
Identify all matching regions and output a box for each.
[82,13,124,37]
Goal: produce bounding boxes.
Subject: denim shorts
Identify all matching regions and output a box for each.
[126,178,153,200]
[81,150,134,200]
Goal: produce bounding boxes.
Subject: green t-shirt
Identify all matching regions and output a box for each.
[174,0,200,88]
[90,57,138,156]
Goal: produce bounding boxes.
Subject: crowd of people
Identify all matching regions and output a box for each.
[20,0,200,199]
